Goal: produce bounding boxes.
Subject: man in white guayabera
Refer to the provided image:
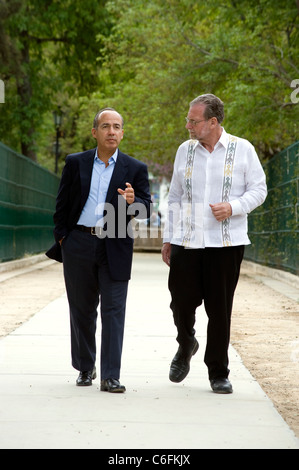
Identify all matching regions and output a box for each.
[162,94,267,394]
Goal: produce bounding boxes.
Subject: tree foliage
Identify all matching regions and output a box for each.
[96,0,299,177]
[0,0,298,177]
[0,0,111,161]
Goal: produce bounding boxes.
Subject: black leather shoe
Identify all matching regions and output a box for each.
[169,338,199,383]
[76,367,97,386]
[210,378,233,394]
[100,378,126,393]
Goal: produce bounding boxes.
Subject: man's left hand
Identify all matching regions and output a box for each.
[210,202,232,221]
[118,182,135,204]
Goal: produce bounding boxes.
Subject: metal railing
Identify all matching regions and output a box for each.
[0,142,59,261]
[0,140,298,275]
[245,141,298,275]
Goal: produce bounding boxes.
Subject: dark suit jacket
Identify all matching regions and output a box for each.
[46,148,152,280]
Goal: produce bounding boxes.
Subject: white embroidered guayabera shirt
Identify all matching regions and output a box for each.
[163,128,267,248]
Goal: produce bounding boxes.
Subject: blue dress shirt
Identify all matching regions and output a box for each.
[77,149,117,227]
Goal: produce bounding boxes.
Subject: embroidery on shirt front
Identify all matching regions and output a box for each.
[182,140,197,246]
[222,135,238,246]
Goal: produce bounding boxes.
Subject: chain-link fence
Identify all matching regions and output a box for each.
[0,140,298,274]
[0,142,59,261]
[245,141,298,275]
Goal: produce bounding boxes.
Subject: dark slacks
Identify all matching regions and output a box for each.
[168,244,244,380]
[61,229,128,379]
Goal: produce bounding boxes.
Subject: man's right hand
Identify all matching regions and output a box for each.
[161,242,171,267]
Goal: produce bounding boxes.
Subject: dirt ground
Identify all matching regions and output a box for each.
[0,258,298,440]
[231,266,299,439]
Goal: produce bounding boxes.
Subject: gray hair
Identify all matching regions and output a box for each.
[189,94,224,124]
[93,107,124,129]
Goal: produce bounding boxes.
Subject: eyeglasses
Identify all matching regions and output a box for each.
[185,117,207,126]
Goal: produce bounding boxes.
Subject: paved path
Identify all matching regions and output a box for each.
[0,253,298,450]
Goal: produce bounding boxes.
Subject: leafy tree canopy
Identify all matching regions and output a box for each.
[95,0,299,177]
[0,0,298,178]
[0,0,111,160]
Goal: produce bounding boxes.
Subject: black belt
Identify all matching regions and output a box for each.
[75,225,103,236]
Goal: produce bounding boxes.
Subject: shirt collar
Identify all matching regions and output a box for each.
[217,127,228,149]
[192,127,227,151]
[95,148,118,163]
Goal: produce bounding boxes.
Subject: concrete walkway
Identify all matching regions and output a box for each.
[0,253,298,450]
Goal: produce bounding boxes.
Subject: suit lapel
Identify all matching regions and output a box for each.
[80,148,96,209]
[105,150,128,203]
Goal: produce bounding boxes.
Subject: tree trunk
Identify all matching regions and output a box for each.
[17,32,37,162]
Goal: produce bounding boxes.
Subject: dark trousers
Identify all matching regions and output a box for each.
[168,244,244,380]
[61,229,128,379]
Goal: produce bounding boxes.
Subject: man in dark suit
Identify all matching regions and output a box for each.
[46,108,151,393]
